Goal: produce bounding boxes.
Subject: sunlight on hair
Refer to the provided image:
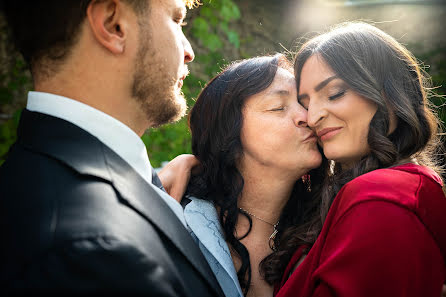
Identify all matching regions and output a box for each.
[183,0,201,9]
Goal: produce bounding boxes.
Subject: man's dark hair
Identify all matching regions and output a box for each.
[1,0,147,77]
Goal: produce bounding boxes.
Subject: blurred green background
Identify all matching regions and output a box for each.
[0,0,445,168]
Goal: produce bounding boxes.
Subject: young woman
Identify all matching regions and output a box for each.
[162,54,322,297]
[267,22,446,297]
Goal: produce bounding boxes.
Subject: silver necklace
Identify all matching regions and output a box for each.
[239,207,279,251]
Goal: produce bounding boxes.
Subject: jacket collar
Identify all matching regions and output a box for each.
[184,196,244,297]
[16,109,225,297]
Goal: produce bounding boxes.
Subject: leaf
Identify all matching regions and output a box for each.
[200,6,214,19]
[191,17,209,38]
[219,23,229,34]
[227,30,240,48]
[229,2,241,20]
[220,5,233,22]
[202,34,223,52]
[219,0,241,21]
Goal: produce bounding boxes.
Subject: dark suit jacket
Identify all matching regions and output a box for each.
[0,110,224,297]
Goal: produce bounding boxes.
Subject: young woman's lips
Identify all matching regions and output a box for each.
[317,127,342,141]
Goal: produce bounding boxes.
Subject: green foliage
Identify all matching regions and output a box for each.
[414,46,446,170]
[0,54,31,163]
[142,118,192,167]
[191,0,241,50]
[145,0,241,167]
[0,57,29,104]
[0,110,21,166]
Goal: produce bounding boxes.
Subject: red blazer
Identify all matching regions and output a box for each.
[275,164,446,297]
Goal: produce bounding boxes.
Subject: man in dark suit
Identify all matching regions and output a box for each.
[0,1,224,296]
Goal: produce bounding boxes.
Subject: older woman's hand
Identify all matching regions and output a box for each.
[158,154,200,202]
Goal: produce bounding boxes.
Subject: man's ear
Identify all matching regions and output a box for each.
[86,0,129,54]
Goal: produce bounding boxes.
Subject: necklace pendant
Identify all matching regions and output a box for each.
[238,207,280,251]
[269,228,278,251]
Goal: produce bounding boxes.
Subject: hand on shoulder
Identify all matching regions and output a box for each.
[158,154,201,202]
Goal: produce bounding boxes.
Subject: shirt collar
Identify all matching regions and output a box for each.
[26,91,152,184]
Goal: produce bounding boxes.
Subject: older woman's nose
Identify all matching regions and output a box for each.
[294,104,309,128]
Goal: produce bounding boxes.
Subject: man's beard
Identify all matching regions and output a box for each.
[131,31,187,128]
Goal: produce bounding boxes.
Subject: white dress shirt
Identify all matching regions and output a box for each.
[27,91,186,226]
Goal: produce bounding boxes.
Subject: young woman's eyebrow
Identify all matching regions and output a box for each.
[314,75,339,92]
[298,75,339,101]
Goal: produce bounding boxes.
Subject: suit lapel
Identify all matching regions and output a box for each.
[102,148,223,294]
[16,110,224,297]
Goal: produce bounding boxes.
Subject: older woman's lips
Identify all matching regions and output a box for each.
[317,127,342,141]
[303,133,317,142]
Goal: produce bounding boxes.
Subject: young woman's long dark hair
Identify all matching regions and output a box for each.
[261,22,445,284]
[187,54,323,294]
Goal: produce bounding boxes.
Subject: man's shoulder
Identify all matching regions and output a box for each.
[0,137,112,197]
[0,138,138,245]
[0,146,170,277]
[0,144,120,232]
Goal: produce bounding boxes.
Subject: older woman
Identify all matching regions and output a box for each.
[161,54,322,297]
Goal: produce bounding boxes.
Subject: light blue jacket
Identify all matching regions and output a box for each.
[183,196,244,297]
